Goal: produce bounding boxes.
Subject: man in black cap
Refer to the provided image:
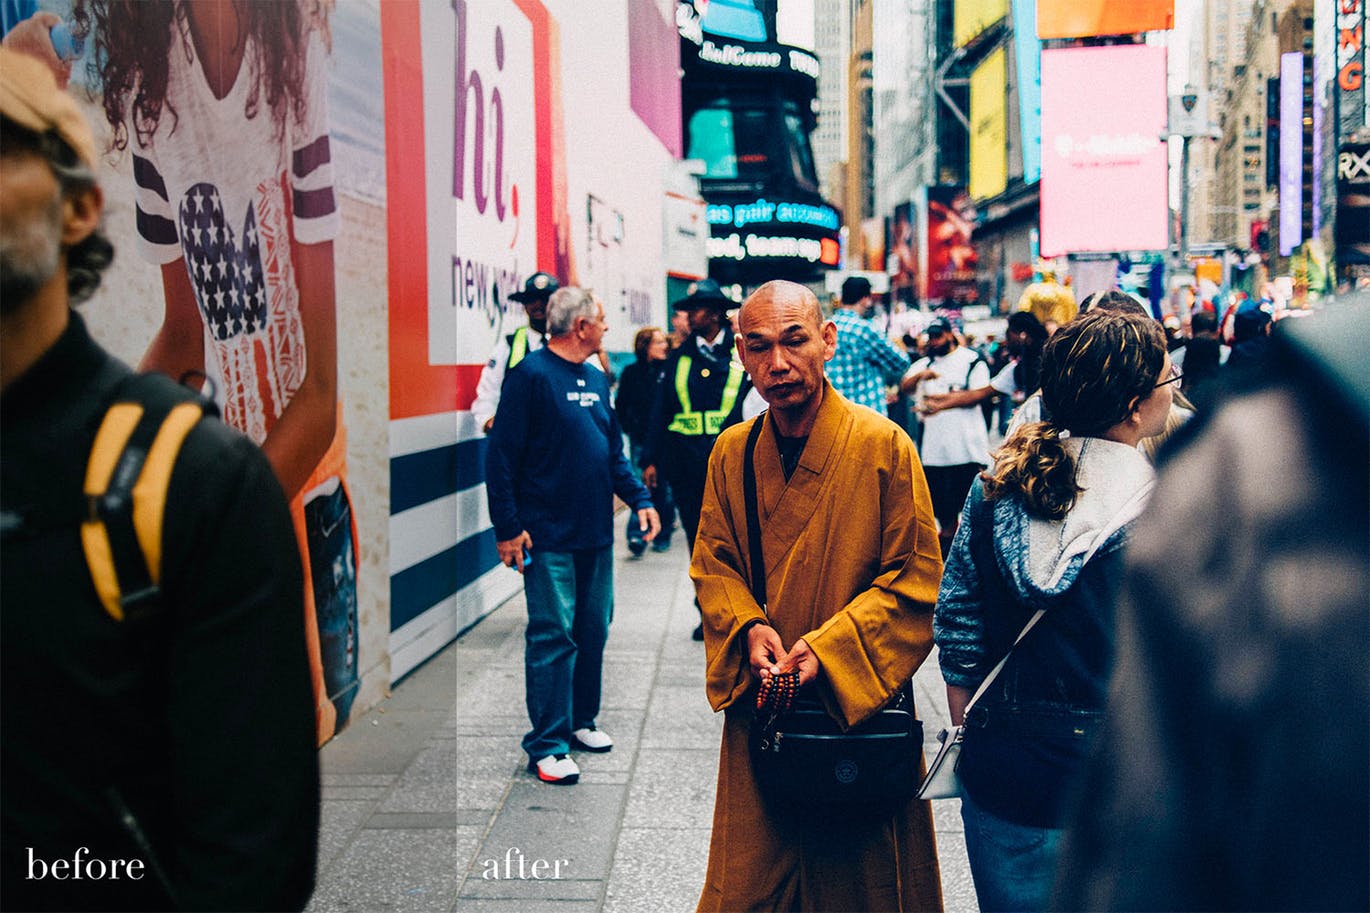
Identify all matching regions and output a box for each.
[473,271,559,434]
[900,318,990,556]
[642,279,750,639]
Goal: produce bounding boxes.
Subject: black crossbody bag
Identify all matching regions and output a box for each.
[741,415,923,807]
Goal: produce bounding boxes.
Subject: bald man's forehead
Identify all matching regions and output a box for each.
[739,282,822,330]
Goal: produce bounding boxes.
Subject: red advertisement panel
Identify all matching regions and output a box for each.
[924,186,979,303]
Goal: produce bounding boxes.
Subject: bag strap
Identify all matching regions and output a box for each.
[965,352,987,389]
[962,608,1046,715]
[742,413,767,609]
[81,373,207,624]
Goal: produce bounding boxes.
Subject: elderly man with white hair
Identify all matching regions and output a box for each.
[485,286,660,785]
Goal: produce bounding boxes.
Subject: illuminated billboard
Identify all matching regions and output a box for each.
[1338,0,1366,140]
[1280,52,1304,256]
[917,185,979,303]
[1014,0,1043,184]
[955,0,1008,48]
[1040,46,1168,256]
[970,47,1008,201]
[1037,0,1173,39]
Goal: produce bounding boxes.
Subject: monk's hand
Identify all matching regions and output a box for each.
[775,638,821,687]
[746,623,785,680]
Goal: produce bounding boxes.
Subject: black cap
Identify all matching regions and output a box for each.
[840,276,872,304]
[673,278,733,311]
[509,272,560,303]
[926,318,952,336]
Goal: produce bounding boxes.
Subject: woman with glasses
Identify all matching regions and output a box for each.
[934,310,1174,912]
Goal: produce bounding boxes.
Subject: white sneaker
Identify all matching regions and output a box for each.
[528,754,580,784]
[572,726,614,752]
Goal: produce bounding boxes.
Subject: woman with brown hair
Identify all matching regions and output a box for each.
[934,309,1176,912]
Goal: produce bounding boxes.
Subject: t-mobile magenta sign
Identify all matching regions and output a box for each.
[1039,45,1169,257]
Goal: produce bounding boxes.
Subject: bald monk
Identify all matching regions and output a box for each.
[692,280,945,912]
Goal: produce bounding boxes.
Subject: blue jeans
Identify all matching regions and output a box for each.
[521,546,614,759]
[960,787,1064,913]
[303,480,359,734]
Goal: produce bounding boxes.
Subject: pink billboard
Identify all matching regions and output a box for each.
[1040,46,1169,256]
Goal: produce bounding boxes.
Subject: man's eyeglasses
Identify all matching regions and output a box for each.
[1155,365,1183,388]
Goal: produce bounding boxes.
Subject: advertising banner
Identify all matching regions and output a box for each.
[1013,0,1043,184]
[630,0,683,156]
[921,186,979,303]
[955,0,1007,48]
[1337,143,1370,273]
[888,201,918,304]
[970,47,1008,201]
[74,0,388,741]
[1280,52,1304,256]
[1037,0,1173,39]
[704,196,842,279]
[1338,0,1366,140]
[1040,46,1169,256]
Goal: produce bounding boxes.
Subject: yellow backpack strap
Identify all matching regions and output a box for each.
[81,375,205,622]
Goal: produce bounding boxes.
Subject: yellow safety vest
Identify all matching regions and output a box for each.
[507,326,530,369]
[667,355,744,436]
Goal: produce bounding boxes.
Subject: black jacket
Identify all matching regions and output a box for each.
[643,328,748,479]
[613,358,666,446]
[1,313,319,912]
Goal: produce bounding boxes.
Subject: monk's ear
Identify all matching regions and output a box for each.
[821,319,837,361]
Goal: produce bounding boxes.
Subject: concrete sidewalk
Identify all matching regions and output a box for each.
[307,534,977,912]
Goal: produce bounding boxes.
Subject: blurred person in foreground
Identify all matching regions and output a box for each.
[485,287,659,785]
[0,48,318,911]
[693,280,944,912]
[935,310,1174,912]
[614,325,675,555]
[1055,303,1369,912]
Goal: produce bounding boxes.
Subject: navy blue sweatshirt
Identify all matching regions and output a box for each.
[485,347,652,551]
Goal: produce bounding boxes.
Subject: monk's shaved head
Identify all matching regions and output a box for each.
[738,280,823,333]
[734,279,837,434]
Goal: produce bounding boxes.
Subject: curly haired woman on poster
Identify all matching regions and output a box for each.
[77,0,358,741]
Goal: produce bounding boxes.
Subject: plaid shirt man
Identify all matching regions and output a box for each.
[828,308,910,414]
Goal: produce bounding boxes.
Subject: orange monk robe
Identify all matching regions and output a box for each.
[692,383,946,913]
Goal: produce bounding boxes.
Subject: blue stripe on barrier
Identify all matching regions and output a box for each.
[389,528,501,631]
[390,437,487,515]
